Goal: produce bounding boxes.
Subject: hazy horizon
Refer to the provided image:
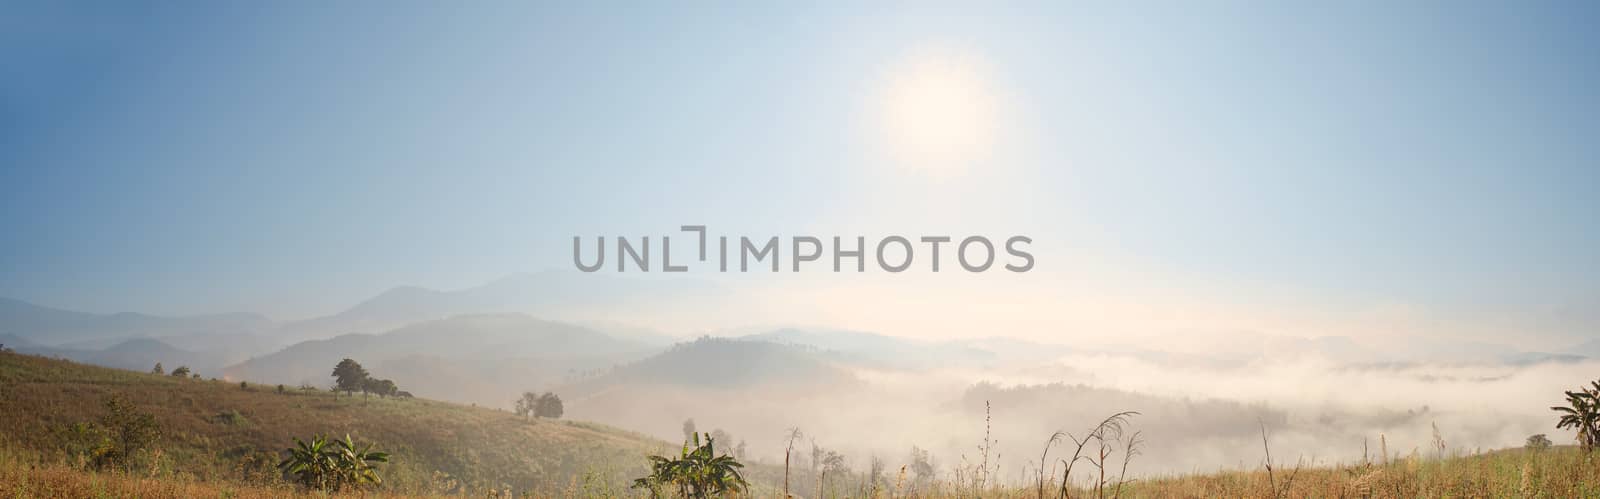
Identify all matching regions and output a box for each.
[3,3,1598,491]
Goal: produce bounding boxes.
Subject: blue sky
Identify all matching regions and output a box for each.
[2,2,1596,344]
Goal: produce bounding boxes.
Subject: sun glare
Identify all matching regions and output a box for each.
[874,48,1001,177]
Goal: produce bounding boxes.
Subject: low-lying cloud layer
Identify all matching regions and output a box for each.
[565,343,1592,485]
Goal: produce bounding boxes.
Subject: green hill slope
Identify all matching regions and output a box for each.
[0,350,669,495]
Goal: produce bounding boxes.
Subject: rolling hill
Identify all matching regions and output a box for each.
[0,297,272,346]
[0,349,675,496]
[270,271,725,344]
[224,314,657,407]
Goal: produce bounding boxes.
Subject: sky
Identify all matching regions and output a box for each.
[2,2,1596,346]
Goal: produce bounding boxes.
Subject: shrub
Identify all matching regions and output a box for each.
[213,410,248,426]
[92,394,161,471]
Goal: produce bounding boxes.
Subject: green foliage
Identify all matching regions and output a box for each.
[1551,379,1600,449]
[213,409,249,426]
[93,393,162,471]
[150,362,163,375]
[331,358,368,397]
[632,432,748,498]
[365,378,398,398]
[276,434,389,492]
[170,365,190,377]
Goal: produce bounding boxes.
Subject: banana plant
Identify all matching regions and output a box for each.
[633,432,748,498]
[278,434,389,491]
[1552,380,1600,449]
[333,433,390,487]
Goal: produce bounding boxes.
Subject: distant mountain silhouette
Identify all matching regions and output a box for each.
[0,297,271,345]
[564,336,857,394]
[740,328,997,369]
[5,336,221,374]
[224,313,654,405]
[272,271,725,343]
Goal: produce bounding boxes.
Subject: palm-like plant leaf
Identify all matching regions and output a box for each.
[1552,381,1600,450]
[632,432,749,497]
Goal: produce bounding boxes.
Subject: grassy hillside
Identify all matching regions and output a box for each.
[3,350,1598,498]
[0,350,670,496]
[223,314,652,407]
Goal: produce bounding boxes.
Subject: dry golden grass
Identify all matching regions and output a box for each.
[5,350,1598,498]
[0,351,667,496]
[6,446,1598,498]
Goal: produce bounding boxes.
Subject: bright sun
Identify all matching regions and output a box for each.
[874,48,1001,177]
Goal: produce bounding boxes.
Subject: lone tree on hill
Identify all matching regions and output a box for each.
[514,391,565,420]
[515,391,539,420]
[150,362,164,375]
[535,392,564,419]
[170,365,191,377]
[332,359,369,398]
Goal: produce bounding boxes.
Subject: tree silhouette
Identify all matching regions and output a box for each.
[331,359,368,399]
[514,391,539,421]
[170,365,190,377]
[1526,434,1553,450]
[150,362,163,375]
[364,378,398,399]
[535,392,563,419]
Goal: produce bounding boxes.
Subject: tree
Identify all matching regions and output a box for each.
[869,456,887,494]
[170,365,191,377]
[277,434,389,492]
[1526,434,1553,450]
[1552,379,1600,449]
[150,362,164,375]
[535,392,564,419]
[364,378,397,399]
[632,432,748,498]
[514,391,539,421]
[908,445,934,485]
[94,394,161,471]
[710,429,733,450]
[332,359,368,398]
[817,449,846,496]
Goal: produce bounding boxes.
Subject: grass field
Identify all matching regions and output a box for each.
[2,350,1597,497]
[0,350,667,496]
